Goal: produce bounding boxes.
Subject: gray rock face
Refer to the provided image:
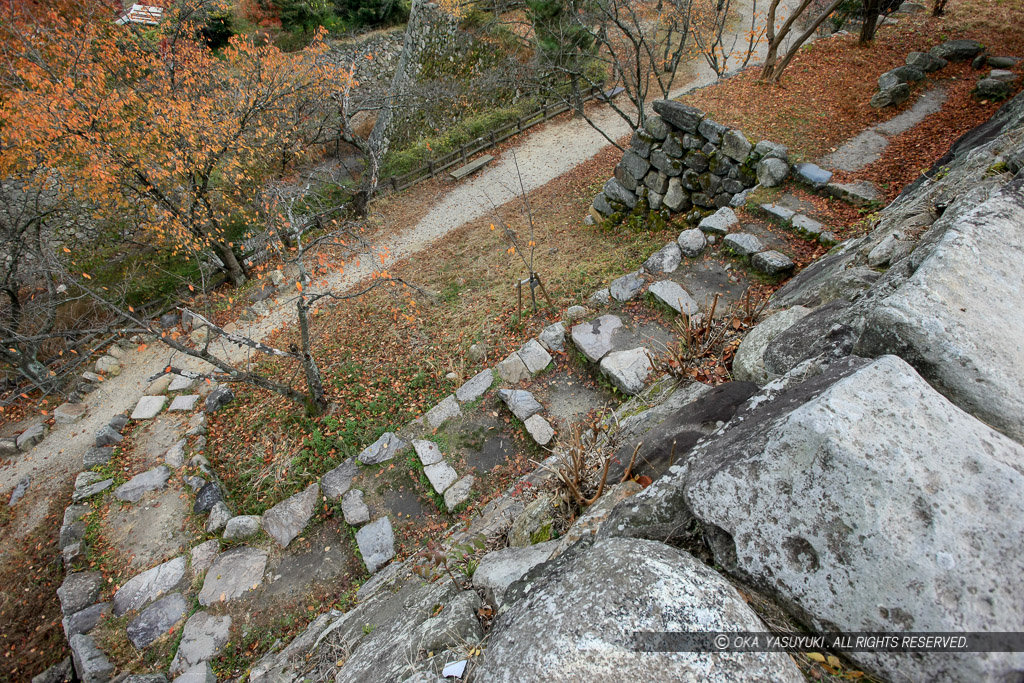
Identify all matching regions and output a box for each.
[643,242,682,274]
[857,192,1024,443]
[793,162,833,189]
[167,394,199,412]
[906,50,947,71]
[508,495,556,547]
[537,322,566,353]
[455,368,493,403]
[9,476,30,506]
[0,436,17,456]
[205,502,231,533]
[571,315,623,362]
[58,571,104,616]
[198,547,267,606]
[564,305,588,323]
[342,490,371,526]
[609,356,1024,682]
[756,157,789,187]
[676,228,707,257]
[170,611,232,675]
[476,538,804,682]
[356,517,395,574]
[619,150,650,181]
[497,389,543,421]
[114,466,171,503]
[644,115,670,140]
[609,271,645,302]
[173,663,215,683]
[17,423,48,451]
[63,602,111,637]
[204,386,234,413]
[473,541,557,607]
[422,395,461,429]
[321,459,358,500]
[496,352,529,383]
[871,83,910,108]
[127,592,187,648]
[516,339,552,374]
[975,78,1011,99]
[523,414,555,445]
[603,177,636,209]
[662,177,689,212]
[697,207,738,235]
[262,482,318,548]
[223,515,262,540]
[732,307,811,385]
[54,402,87,424]
[190,540,219,575]
[599,348,653,395]
[192,482,222,514]
[722,233,764,256]
[31,657,74,683]
[114,556,186,616]
[791,214,824,237]
[94,355,120,376]
[357,432,407,465]
[72,473,113,503]
[930,38,983,61]
[652,100,704,132]
[648,280,698,315]
[443,475,475,511]
[764,300,858,378]
[588,287,610,306]
[164,439,186,468]
[720,129,752,161]
[751,250,795,275]
[69,634,114,683]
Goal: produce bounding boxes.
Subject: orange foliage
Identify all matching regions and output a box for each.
[0,0,348,281]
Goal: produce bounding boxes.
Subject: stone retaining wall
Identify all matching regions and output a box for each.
[590,101,791,226]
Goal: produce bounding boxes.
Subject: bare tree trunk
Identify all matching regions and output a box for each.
[570,73,584,118]
[932,0,948,15]
[763,0,846,83]
[212,240,246,286]
[296,299,328,415]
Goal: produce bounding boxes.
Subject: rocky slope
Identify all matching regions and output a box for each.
[261,90,1024,683]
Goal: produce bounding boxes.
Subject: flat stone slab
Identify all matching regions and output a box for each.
[793,162,833,189]
[752,250,795,274]
[455,369,493,403]
[643,242,682,274]
[413,439,444,466]
[63,602,110,637]
[698,207,738,235]
[517,339,552,374]
[114,466,171,503]
[723,232,764,256]
[73,476,113,503]
[190,540,219,575]
[69,634,114,683]
[791,214,824,237]
[198,547,267,606]
[17,423,47,451]
[321,459,358,500]
[127,592,187,649]
[170,611,232,676]
[54,402,87,425]
[168,376,195,392]
[571,315,623,362]
[356,517,395,574]
[222,515,261,541]
[424,461,458,494]
[168,395,199,412]
[357,432,407,465]
[497,389,543,421]
[609,271,645,302]
[261,482,318,548]
[444,475,475,511]
[826,181,881,206]
[131,396,166,420]
[114,556,186,616]
[342,489,370,526]
[422,395,461,429]
[58,571,104,616]
[95,425,123,448]
[759,202,796,222]
[165,439,187,468]
[648,280,698,315]
[523,414,555,446]
[600,348,654,395]
[497,352,530,383]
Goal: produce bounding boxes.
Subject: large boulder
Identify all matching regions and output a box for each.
[261,482,319,548]
[603,356,1024,681]
[930,39,983,61]
[856,191,1024,444]
[474,538,804,682]
[652,100,704,133]
[732,306,811,385]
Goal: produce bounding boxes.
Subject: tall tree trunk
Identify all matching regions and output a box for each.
[765,0,847,83]
[860,0,881,43]
[212,241,246,287]
[570,72,584,118]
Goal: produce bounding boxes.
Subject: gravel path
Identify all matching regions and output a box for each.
[2,0,789,536]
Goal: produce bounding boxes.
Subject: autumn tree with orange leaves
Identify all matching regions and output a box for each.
[1,0,346,288]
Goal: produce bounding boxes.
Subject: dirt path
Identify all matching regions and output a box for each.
[1,0,791,537]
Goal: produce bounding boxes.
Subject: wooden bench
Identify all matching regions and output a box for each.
[597,86,625,102]
[450,154,494,181]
